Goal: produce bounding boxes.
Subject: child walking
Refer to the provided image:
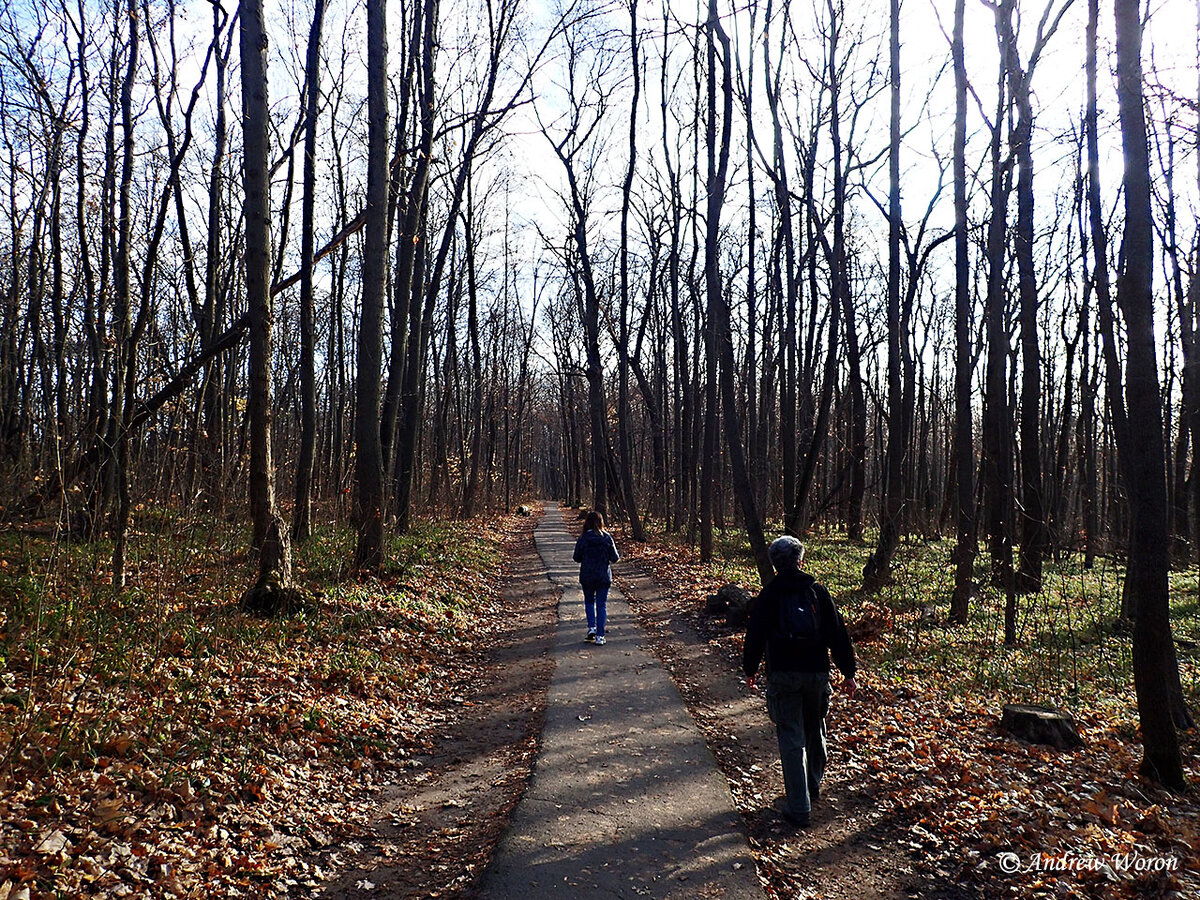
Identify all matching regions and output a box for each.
[572,511,620,645]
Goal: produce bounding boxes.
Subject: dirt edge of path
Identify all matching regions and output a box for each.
[312,508,559,900]
[615,550,978,900]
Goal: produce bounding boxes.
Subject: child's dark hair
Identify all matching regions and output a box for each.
[583,510,606,533]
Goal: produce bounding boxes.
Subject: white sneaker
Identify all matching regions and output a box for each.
[595,635,606,645]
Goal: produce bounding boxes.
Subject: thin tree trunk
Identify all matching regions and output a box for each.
[293,0,326,543]
[864,0,906,589]
[949,0,976,622]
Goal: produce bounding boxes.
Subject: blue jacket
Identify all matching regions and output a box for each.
[573,529,619,588]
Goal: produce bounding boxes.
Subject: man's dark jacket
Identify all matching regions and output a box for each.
[573,529,619,588]
[742,567,856,680]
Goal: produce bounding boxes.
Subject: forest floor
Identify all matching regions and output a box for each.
[610,517,1200,900]
[0,505,556,899]
[2,501,1199,899]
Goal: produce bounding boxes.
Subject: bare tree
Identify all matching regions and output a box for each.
[354,0,390,569]
[293,0,327,543]
[1110,0,1185,788]
[616,0,646,540]
[862,0,905,589]
[949,0,976,622]
[705,0,771,584]
[240,0,291,608]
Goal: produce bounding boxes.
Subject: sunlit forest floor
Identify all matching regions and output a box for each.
[1,504,1198,899]
[697,522,1200,722]
[0,509,532,897]
[617,516,1200,899]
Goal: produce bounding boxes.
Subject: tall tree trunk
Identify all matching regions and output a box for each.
[949,0,977,622]
[1112,0,1185,788]
[110,0,138,588]
[982,6,1015,617]
[1086,0,1133,615]
[763,0,798,523]
[864,0,906,590]
[200,6,231,515]
[293,0,326,543]
[615,0,646,540]
[240,0,289,592]
[706,0,772,583]
[1001,2,1047,594]
[355,0,390,568]
[825,0,865,541]
[381,0,429,491]
[1190,2,1200,559]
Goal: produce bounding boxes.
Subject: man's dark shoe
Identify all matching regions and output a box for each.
[782,810,810,828]
[774,798,810,828]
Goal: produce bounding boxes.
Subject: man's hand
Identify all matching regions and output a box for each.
[841,675,858,700]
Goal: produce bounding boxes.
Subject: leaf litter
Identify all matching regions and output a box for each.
[616,525,1200,900]
[0,506,551,899]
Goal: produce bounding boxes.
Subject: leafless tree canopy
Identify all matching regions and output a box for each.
[0,0,1196,783]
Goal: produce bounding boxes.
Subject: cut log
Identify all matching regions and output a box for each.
[1000,703,1084,750]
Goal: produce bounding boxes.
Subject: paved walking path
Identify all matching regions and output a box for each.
[478,504,763,899]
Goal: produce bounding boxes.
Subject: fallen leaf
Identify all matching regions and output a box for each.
[34,829,70,854]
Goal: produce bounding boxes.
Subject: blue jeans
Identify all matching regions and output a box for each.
[582,583,609,636]
[765,671,832,820]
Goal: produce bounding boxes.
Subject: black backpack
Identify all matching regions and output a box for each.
[778,584,821,643]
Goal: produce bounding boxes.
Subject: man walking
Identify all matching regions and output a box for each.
[743,535,857,828]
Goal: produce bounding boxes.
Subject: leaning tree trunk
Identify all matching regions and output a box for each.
[1002,5,1047,595]
[1112,0,1185,788]
[706,1,772,584]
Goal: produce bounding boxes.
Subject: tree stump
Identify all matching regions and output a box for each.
[1000,704,1084,750]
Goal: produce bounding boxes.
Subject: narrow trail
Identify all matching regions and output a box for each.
[477,504,763,899]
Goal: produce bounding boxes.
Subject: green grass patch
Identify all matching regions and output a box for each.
[634,519,1199,721]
